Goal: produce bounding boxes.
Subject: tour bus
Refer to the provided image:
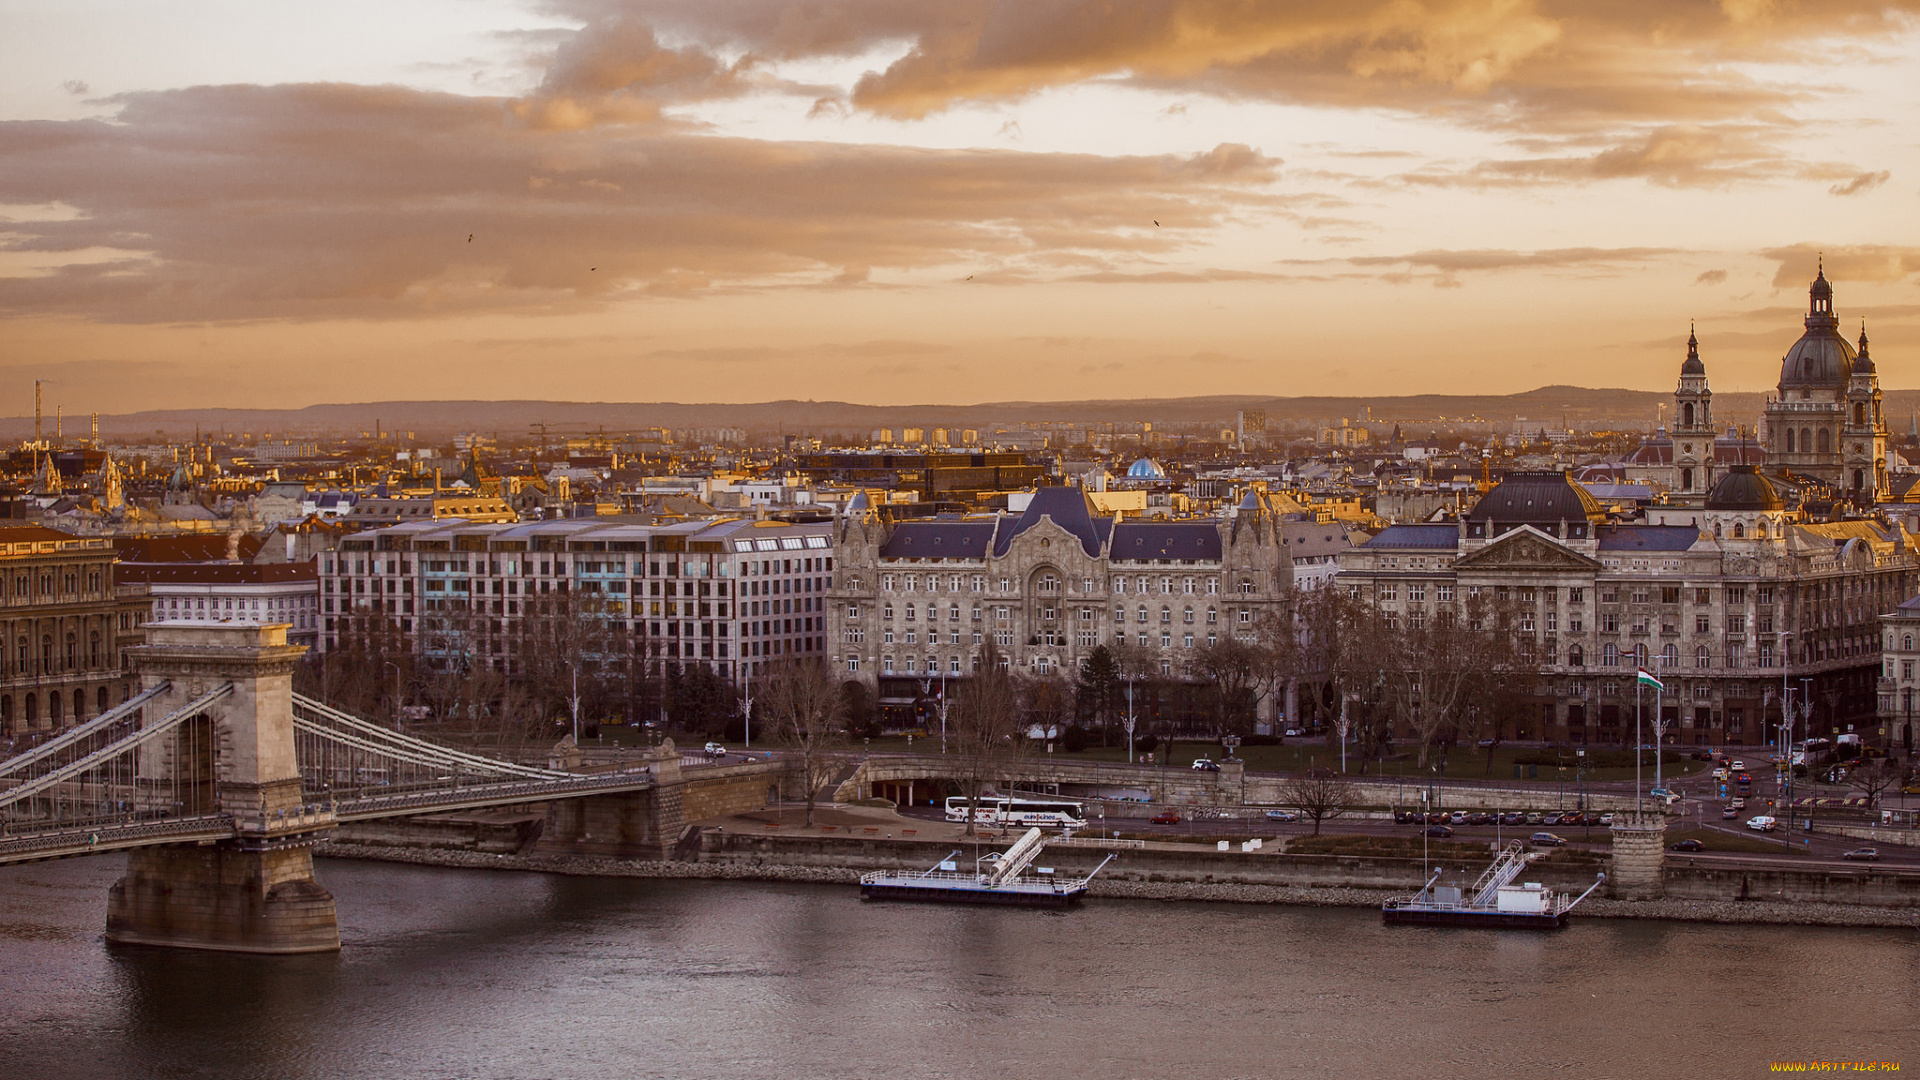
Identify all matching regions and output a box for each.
[944,795,1087,829]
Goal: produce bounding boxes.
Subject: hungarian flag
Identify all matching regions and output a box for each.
[1636,667,1664,691]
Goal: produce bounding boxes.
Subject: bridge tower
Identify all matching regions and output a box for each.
[106,623,340,953]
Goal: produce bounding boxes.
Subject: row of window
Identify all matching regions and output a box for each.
[3,567,106,601]
[871,572,1250,596]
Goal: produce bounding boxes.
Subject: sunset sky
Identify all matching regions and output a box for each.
[1,1,1916,415]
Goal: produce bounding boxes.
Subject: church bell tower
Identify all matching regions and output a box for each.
[1672,325,1714,503]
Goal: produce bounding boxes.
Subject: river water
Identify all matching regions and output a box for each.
[0,855,1914,1080]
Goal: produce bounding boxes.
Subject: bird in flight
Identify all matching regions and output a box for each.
[467,234,473,242]
[590,267,597,271]
[1154,220,1160,227]
[966,275,973,280]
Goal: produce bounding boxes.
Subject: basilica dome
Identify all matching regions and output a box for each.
[1778,267,1855,390]
[1125,458,1167,480]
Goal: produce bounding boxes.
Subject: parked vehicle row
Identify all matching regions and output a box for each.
[1395,810,1612,828]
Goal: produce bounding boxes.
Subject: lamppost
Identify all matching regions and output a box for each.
[383,661,402,732]
[742,682,752,750]
[563,659,581,747]
[1123,675,1138,764]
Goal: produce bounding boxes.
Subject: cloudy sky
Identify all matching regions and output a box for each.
[0,0,1915,414]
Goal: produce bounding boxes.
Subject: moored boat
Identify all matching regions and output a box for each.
[860,827,1116,907]
[1382,841,1606,929]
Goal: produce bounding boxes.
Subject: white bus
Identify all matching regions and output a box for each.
[945,795,1087,828]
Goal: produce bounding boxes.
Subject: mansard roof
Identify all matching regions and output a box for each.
[1596,525,1702,552]
[994,486,1105,558]
[1361,524,1461,550]
[1109,521,1222,561]
[880,520,996,559]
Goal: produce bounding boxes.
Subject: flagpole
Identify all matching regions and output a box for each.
[1635,672,1643,820]
[1654,682,1664,798]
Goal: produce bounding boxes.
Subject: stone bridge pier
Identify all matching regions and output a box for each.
[533,746,793,860]
[106,623,341,954]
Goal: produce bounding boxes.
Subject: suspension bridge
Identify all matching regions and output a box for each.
[0,621,749,954]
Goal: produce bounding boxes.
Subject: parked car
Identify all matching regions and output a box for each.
[1541,813,1563,826]
[1265,809,1299,822]
[703,742,729,757]
[1150,811,1183,825]
[1529,832,1568,847]
[1450,811,1468,825]
[1284,728,1302,737]
[1191,759,1220,772]
[1501,812,1527,826]
[1842,848,1880,862]
[1599,813,1614,827]
[1746,815,1778,832]
[1465,812,1492,826]
[1424,825,1454,838]
[1525,812,1543,825]
[1393,810,1415,824]
[1649,788,1680,805]
[1670,839,1706,852]
[1426,812,1447,825]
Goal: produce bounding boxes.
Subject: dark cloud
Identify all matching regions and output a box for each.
[1695,269,1728,285]
[0,84,1279,322]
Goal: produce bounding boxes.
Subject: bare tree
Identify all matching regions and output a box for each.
[1277,771,1358,836]
[1849,756,1908,808]
[1186,636,1268,739]
[951,645,1026,836]
[757,657,845,826]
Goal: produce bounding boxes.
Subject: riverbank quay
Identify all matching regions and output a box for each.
[314,837,1920,929]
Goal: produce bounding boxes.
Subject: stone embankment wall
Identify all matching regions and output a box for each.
[844,755,1654,814]
[334,814,542,854]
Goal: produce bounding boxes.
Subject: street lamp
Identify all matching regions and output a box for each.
[563,659,581,747]
[383,661,402,732]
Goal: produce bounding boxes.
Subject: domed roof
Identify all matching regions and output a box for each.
[1705,464,1784,511]
[1680,326,1705,376]
[1779,268,1854,390]
[1852,326,1874,375]
[1126,457,1166,480]
[1466,471,1605,525]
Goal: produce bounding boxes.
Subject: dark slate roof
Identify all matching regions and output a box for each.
[1109,522,1222,560]
[1363,524,1461,550]
[1895,593,1920,613]
[1467,471,1606,524]
[1705,465,1785,511]
[1596,525,1701,552]
[994,486,1104,557]
[881,521,996,558]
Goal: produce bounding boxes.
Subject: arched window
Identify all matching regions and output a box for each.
[1757,521,1768,539]
[1696,645,1711,668]
[0,695,9,730]
[88,632,100,667]
[39,635,52,673]
[1801,427,1813,453]
[1569,644,1584,666]
[1786,429,1796,452]
[96,687,108,713]
[1183,607,1194,624]
[1818,428,1831,453]
[1159,606,1171,624]
[1713,522,1723,538]
[1906,634,1914,651]
[1681,468,1693,490]
[1733,523,1745,539]
[72,688,84,720]
[64,633,76,669]
[1856,402,1866,425]
[1682,403,1694,427]
[25,693,37,724]
[1853,469,1864,490]
[1662,643,1678,668]
[48,692,61,724]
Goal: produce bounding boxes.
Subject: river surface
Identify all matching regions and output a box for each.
[0,855,1914,1080]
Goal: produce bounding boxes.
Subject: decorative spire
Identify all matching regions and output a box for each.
[1853,318,1876,375]
[1680,322,1705,376]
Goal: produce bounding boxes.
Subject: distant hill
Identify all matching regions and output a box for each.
[4,386,1916,442]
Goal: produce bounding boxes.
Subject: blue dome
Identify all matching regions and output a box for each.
[1126,458,1166,480]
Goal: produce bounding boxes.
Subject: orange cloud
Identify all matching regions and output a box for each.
[0,84,1280,322]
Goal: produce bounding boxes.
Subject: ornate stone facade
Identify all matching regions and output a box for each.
[1339,471,1919,747]
[828,487,1294,717]
[1762,266,1889,499]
